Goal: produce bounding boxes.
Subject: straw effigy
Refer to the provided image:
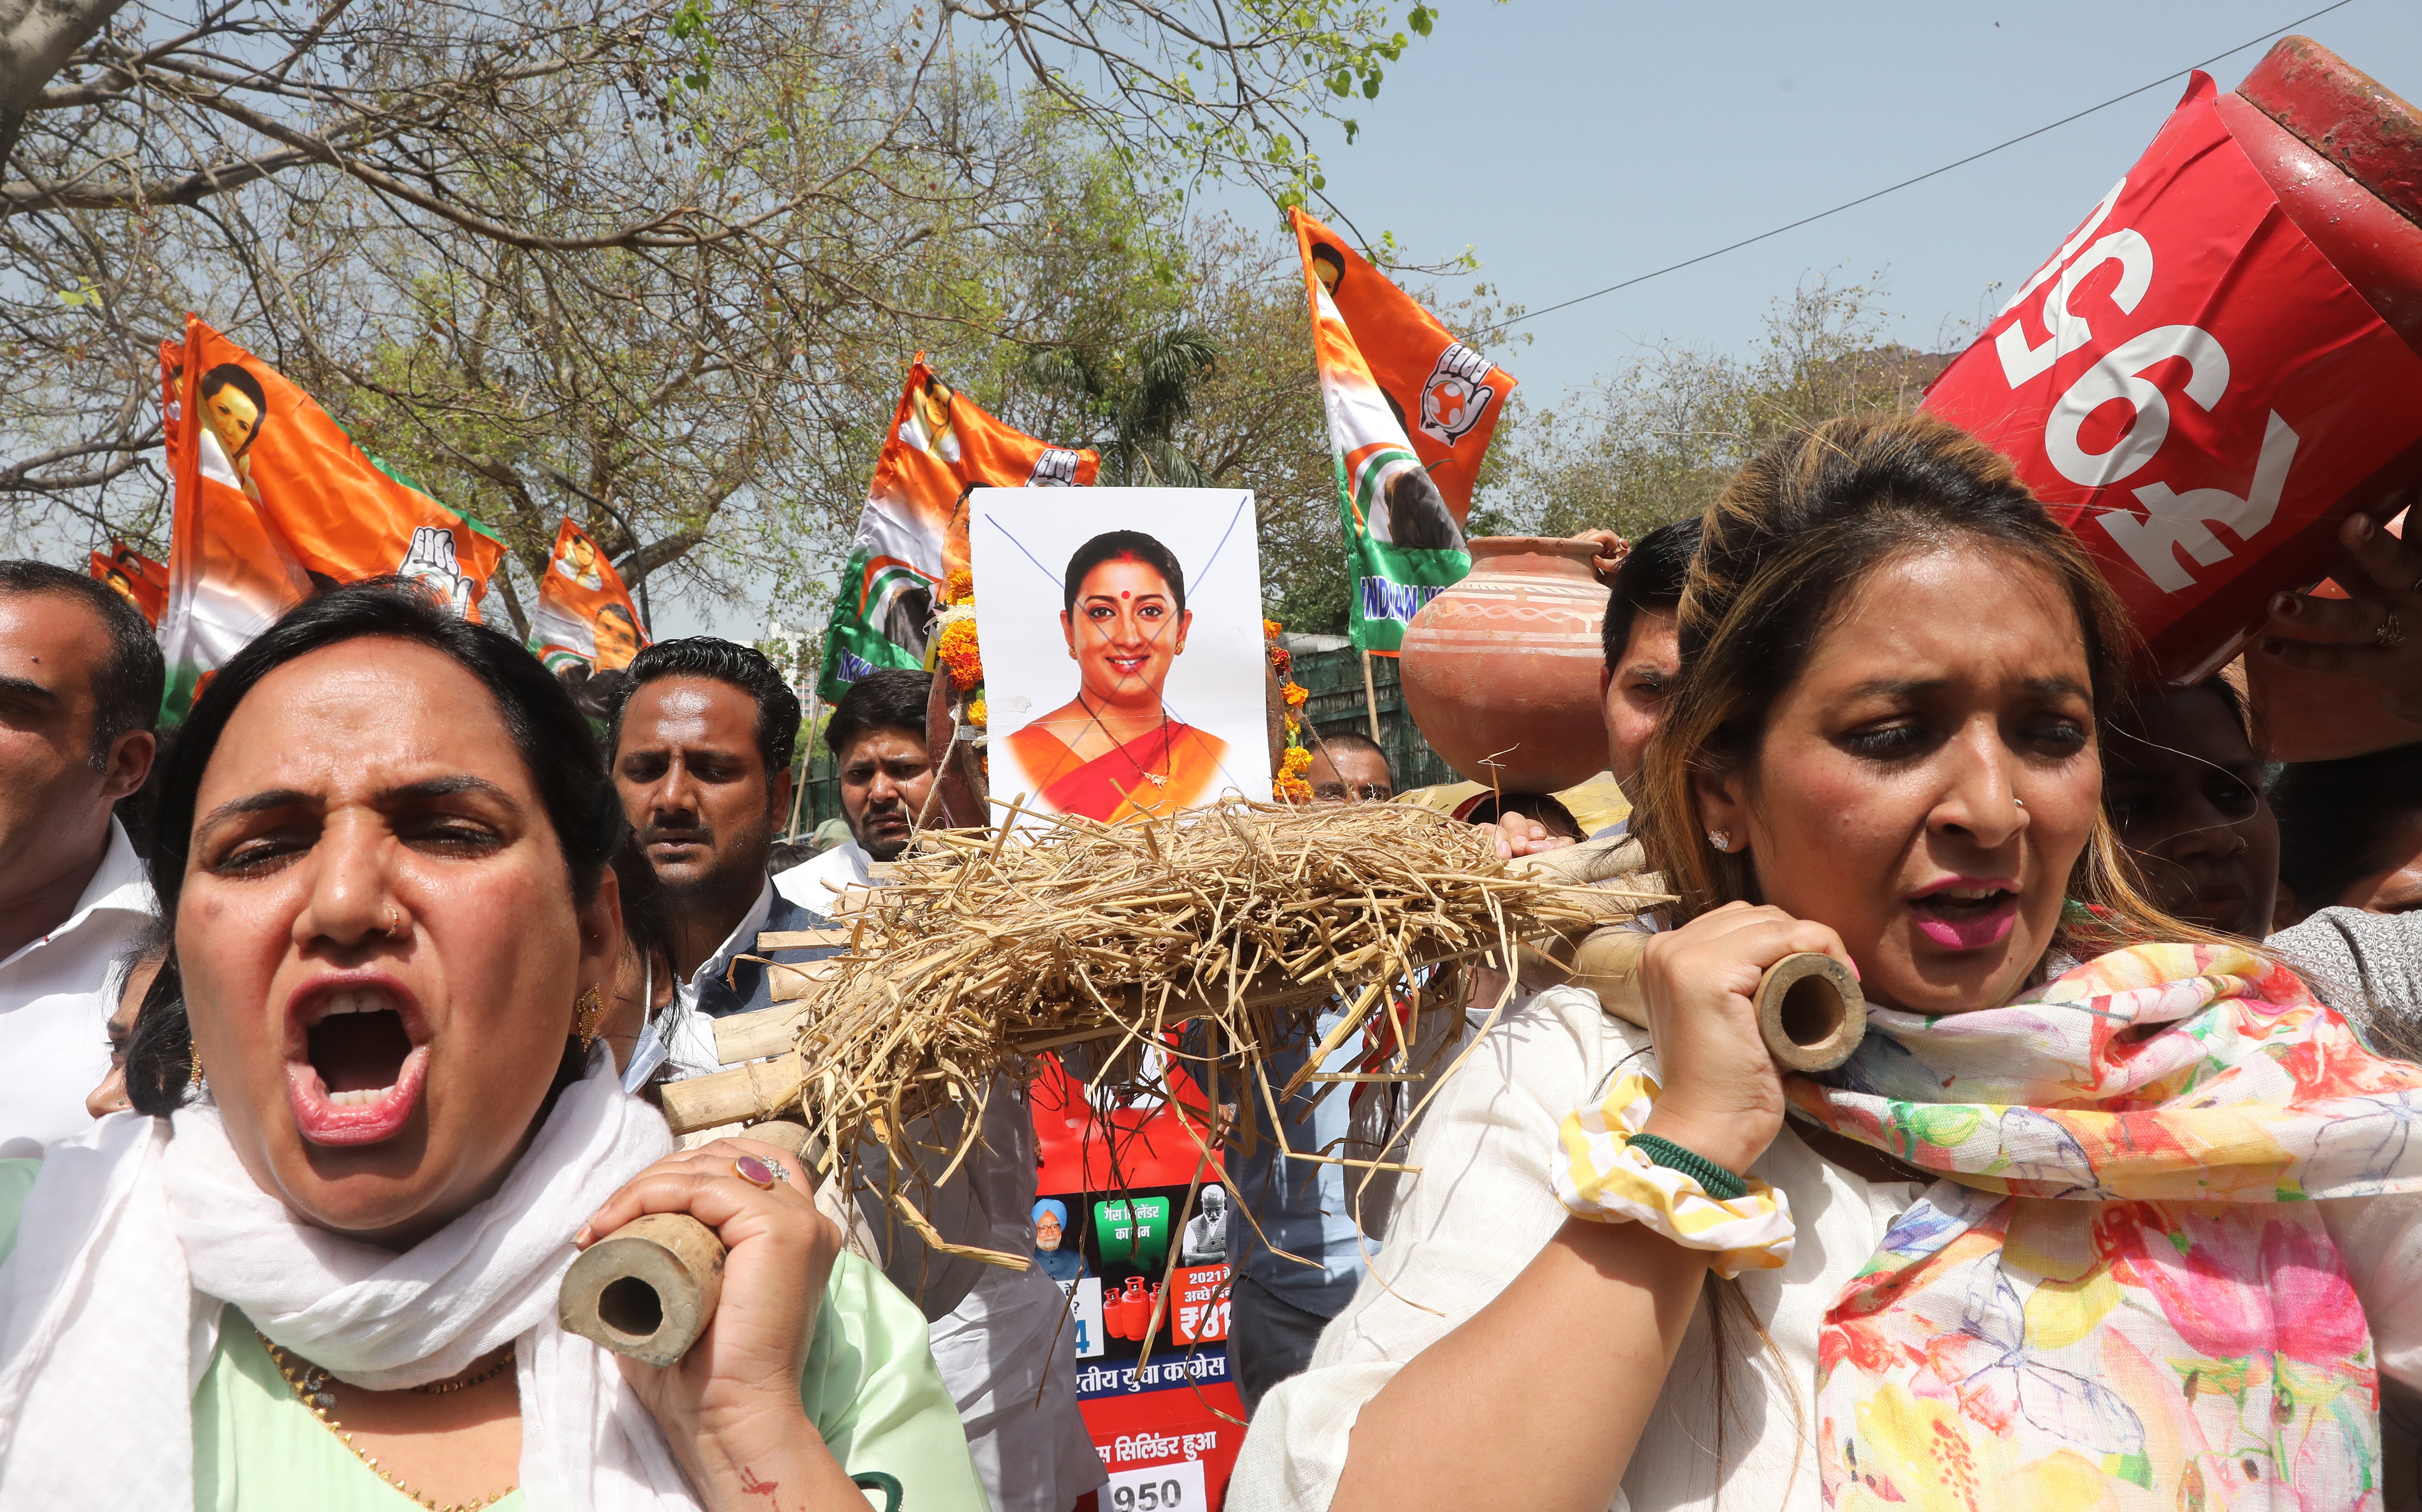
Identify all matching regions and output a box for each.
[660,796,1663,1263]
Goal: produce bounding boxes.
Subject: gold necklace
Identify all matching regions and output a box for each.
[1075,695,1173,788]
[254,1329,519,1512]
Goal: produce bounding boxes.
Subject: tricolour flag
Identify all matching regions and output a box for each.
[89,540,167,626]
[818,355,1097,700]
[160,316,506,713]
[527,517,650,675]
[1290,208,1516,653]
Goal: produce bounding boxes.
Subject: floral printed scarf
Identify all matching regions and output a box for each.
[1788,941,2422,1510]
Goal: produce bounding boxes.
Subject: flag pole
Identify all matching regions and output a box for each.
[790,677,819,842]
[1360,651,1383,744]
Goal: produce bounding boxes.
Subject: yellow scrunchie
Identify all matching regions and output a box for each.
[1552,1071,1795,1277]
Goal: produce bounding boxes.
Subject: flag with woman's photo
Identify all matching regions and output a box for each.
[526,516,650,675]
[819,355,1100,700]
[158,315,507,713]
[87,540,168,626]
[1289,208,1516,653]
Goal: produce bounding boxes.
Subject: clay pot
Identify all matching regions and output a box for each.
[2226,39,2422,754]
[1399,537,1607,793]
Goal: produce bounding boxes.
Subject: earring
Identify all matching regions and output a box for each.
[188,1040,204,1090]
[1707,830,1732,852]
[573,986,605,1050]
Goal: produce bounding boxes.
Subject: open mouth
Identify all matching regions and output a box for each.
[286,984,431,1145]
[1908,884,2019,950]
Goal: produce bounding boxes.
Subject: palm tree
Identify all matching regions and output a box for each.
[1021,327,1220,486]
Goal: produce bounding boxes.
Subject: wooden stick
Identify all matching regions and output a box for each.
[1360,650,1383,743]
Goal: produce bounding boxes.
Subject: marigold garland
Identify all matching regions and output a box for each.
[1265,617,1314,801]
[935,616,983,691]
[1275,742,1313,802]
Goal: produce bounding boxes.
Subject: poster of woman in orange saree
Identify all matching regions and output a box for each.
[1003,529,1232,822]
[980,493,1267,826]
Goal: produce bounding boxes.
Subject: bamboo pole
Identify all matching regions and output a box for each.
[1360,651,1383,744]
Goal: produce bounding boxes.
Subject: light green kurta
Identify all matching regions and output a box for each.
[0,1157,988,1511]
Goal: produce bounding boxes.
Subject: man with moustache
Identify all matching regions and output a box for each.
[773,669,934,911]
[608,638,837,1079]
[0,561,162,1155]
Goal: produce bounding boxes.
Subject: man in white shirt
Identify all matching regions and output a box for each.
[774,669,935,913]
[0,560,162,1155]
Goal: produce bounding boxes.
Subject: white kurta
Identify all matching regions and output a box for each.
[0,820,154,1157]
[774,839,873,913]
[1226,985,2422,1511]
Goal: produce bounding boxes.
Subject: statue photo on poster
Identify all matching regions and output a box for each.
[974,488,1273,824]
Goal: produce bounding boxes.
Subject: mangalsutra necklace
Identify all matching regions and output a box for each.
[1076,694,1172,788]
[255,1329,518,1512]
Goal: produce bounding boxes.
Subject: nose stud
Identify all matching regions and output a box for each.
[2013,798,2027,810]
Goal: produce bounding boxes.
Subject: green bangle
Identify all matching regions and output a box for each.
[1628,1134,1749,1202]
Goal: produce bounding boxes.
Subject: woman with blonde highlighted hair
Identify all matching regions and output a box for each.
[1230,413,2422,1511]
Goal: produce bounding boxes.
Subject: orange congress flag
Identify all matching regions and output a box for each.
[89,540,168,626]
[818,355,1097,700]
[160,316,506,711]
[1290,208,1516,653]
[527,517,650,674]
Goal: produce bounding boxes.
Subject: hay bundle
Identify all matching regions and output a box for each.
[662,797,1657,1256]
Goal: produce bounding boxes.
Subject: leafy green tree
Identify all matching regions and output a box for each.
[0,0,1449,626]
[1487,273,1952,546]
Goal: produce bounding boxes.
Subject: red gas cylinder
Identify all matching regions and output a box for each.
[2227,41,2422,753]
[1398,537,1608,793]
[1921,36,2422,688]
[1110,1276,1148,1340]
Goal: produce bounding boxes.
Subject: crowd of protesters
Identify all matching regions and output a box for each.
[6,411,2422,1507]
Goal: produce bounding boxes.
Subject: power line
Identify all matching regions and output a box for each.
[1468,0,2359,343]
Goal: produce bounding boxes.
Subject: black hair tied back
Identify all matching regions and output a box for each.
[125,579,622,1117]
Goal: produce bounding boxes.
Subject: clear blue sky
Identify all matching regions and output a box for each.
[1209,0,2420,405]
[680,0,2422,640]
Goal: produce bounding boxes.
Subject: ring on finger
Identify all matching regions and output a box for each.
[734,1154,786,1190]
[2377,611,2406,650]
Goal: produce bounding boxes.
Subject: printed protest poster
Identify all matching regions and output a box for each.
[1290,207,1516,654]
[1032,1056,1244,1512]
[88,541,167,626]
[526,516,650,674]
[819,357,1098,700]
[972,488,1272,824]
[158,317,506,712]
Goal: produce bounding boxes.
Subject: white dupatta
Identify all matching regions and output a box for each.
[0,1050,704,1510]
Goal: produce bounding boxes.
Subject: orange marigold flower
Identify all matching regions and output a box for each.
[943,568,975,606]
[1275,772,1312,803]
[1281,745,1312,776]
[1283,680,1308,709]
[1263,618,1283,640]
[967,698,988,729]
[935,617,983,690]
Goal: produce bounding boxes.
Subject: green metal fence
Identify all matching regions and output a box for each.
[1287,643,1459,792]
